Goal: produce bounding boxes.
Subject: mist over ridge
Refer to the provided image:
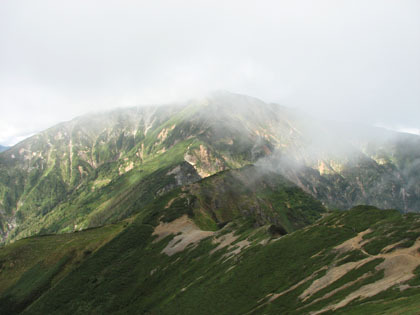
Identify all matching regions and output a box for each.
[1,0,419,145]
[2,2,420,313]
[1,91,419,240]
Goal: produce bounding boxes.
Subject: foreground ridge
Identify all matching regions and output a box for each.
[1,198,420,314]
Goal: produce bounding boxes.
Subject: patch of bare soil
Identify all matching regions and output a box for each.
[152,215,214,256]
[300,258,373,302]
[306,234,420,314]
[246,267,328,315]
[210,232,250,259]
[334,228,372,255]
[210,232,238,254]
[270,267,328,302]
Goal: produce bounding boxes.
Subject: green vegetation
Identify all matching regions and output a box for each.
[2,93,420,243]
[1,93,420,314]
[0,221,125,313]
[0,196,419,314]
[361,211,420,255]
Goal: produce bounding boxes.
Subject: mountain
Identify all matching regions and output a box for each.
[1,92,420,313]
[0,91,419,243]
[0,94,276,242]
[0,146,9,153]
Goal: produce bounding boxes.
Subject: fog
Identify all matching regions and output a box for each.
[1,0,419,145]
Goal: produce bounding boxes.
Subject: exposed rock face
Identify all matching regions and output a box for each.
[184,144,226,178]
[264,150,420,213]
[156,162,201,196]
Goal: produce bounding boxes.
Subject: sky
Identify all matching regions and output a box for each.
[1,0,419,145]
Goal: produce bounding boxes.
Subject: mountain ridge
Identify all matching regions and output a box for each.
[0,92,420,313]
[0,92,419,243]
[1,204,420,314]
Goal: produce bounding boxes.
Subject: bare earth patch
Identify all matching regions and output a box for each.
[301,231,420,314]
[259,229,420,314]
[153,215,214,256]
[210,232,250,260]
[314,241,420,313]
[270,267,328,302]
[210,232,239,254]
[300,258,373,302]
[334,229,372,255]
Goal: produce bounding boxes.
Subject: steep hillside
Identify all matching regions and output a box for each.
[0,166,327,313]
[1,199,419,314]
[141,165,325,232]
[0,221,127,313]
[0,93,282,242]
[275,123,420,212]
[1,91,419,243]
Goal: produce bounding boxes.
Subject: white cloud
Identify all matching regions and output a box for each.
[1,0,419,145]
[397,128,420,136]
[374,123,420,136]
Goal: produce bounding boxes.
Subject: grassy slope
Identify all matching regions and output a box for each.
[0,221,126,313]
[0,166,326,313]
[1,191,419,314]
[0,104,199,241]
[5,138,199,242]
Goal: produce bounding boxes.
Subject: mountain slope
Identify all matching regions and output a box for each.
[1,92,420,243]
[0,93,283,242]
[1,200,419,314]
[0,221,127,313]
[0,165,327,313]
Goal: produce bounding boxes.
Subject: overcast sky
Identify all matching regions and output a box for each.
[1,0,419,145]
